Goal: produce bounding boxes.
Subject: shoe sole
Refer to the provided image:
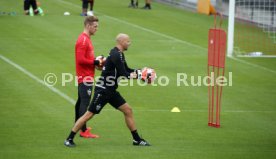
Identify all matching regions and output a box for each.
[64,141,76,147]
[133,144,151,146]
[79,135,100,138]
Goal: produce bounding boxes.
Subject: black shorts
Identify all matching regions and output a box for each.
[88,87,126,114]
[24,0,37,10]
[75,82,93,119]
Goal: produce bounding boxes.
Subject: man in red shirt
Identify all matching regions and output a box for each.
[74,16,103,138]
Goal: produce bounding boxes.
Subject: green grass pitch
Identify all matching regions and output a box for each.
[0,0,276,159]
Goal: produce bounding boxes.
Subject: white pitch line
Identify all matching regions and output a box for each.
[229,56,276,74]
[237,55,276,58]
[57,0,276,74]
[0,54,76,105]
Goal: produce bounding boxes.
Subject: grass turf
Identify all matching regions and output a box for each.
[0,0,276,159]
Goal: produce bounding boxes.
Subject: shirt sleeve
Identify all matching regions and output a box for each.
[75,39,94,65]
[111,53,131,78]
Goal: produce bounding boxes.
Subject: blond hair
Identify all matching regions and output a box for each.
[84,16,99,26]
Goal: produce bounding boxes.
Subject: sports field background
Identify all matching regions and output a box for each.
[0,0,276,159]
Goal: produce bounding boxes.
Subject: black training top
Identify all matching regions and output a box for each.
[96,47,135,90]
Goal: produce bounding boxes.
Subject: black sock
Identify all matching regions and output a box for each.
[131,130,141,141]
[67,131,76,140]
[81,124,87,132]
[34,10,39,15]
[131,0,134,5]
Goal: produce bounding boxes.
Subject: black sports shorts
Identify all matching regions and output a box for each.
[88,87,126,114]
[24,0,37,10]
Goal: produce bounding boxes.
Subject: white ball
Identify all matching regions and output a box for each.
[64,12,70,16]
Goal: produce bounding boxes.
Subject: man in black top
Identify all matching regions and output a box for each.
[64,33,150,147]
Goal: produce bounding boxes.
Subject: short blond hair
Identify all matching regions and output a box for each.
[84,16,99,26]
[116,33,129,43]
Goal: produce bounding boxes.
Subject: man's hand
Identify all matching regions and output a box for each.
[130,72,137,79]
[130,69,141,79]
[95,55,106,66]
[135,69,142,79]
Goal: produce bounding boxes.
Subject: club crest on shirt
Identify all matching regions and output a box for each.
[87,89,92,96]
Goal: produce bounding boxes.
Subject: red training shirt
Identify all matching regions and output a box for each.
[75,32,96,84]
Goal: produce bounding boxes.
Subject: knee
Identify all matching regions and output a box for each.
[83,111,93,121]
[124,107,133,116]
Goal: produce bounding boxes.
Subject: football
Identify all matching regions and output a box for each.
[64,12,70,16]
[141,67,157,84]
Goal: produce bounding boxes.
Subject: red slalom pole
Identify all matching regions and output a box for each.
[208,13,227,128]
